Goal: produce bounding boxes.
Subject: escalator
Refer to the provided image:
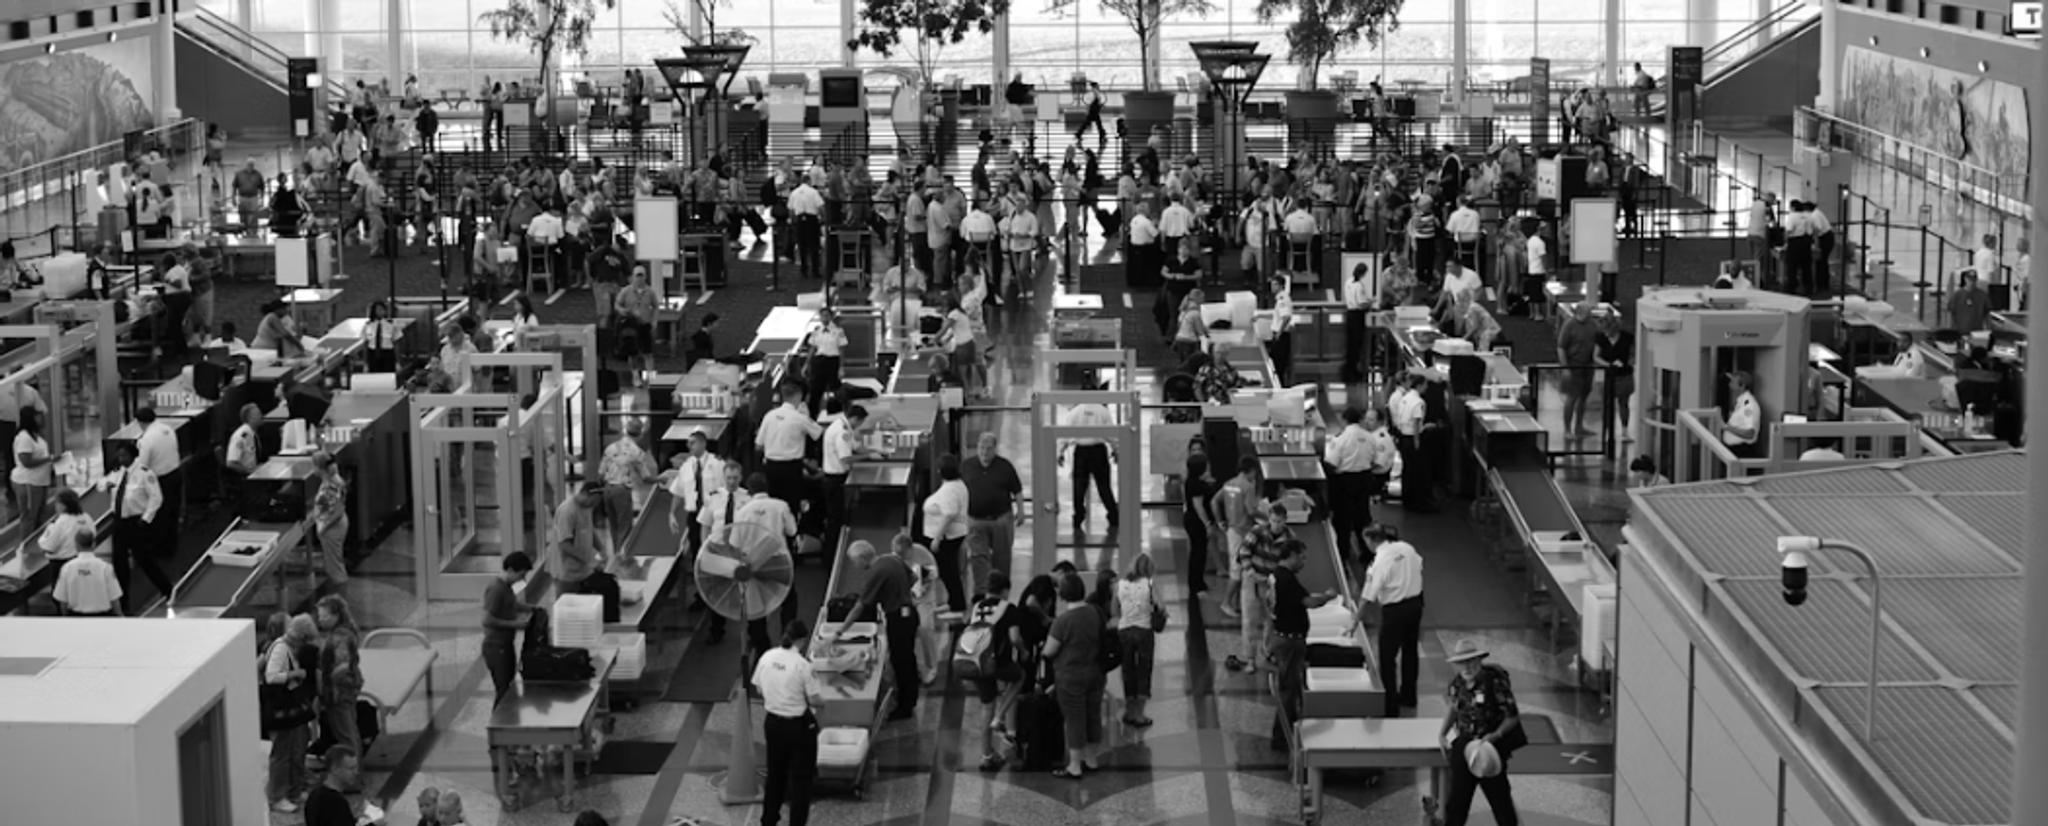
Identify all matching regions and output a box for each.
[172,8,348,136]
[1651,2,1822,126]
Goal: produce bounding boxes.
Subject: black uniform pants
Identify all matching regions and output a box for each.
[886,604,921,715]
[1343,308,1369,382]
[1071,444,1118,528]
[762,712,820,826]
[795,215,823,279]
[1182,511,1210,593]
[1329,470,1372,563]
[1378,596,1424,710]
[765,459,807,516]
[112,515,172,614]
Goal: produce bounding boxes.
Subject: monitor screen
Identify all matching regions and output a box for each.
[820,76,861,108]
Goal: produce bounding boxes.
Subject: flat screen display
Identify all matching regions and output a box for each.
[821,76,861,108]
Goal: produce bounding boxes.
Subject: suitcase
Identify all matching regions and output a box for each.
[1015,686,1066,772]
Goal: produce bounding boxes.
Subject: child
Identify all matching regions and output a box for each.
[413,788,441,826]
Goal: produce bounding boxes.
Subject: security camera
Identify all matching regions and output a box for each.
[1777,537,1819,606]
[1781,551,1809,606]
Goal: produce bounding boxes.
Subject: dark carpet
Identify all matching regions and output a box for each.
[589,740,676,775]
[661,559,831,703]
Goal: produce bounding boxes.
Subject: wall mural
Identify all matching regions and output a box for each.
[1836,45,2029,187]
[0,38,155,172]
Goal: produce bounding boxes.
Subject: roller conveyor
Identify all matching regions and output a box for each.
[1492,468,1581,536]
[168,520,304,619]
[621,489,685,558]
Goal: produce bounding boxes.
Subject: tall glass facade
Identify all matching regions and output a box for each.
[197,0,1773,95]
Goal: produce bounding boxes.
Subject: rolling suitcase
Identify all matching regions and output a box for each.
[1015,683,1066,772]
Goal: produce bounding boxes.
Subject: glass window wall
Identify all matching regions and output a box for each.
[221,0,1775,96]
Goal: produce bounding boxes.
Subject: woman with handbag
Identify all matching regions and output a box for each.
[264,613,321,813]
[1439,639,1525,826]
[1039,571,1104,779]
[313,595,365,760]
[1113,553,1164,727]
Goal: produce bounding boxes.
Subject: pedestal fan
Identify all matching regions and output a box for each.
[694,520,795,805]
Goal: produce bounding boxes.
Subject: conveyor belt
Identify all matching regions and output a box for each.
[178,557,255,609]
[622,489,684,558]
[1493,468,1579,535]
[1294,519,1348,598]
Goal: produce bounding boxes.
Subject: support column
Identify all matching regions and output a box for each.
[319,0,343,84]
[1755,0,1773,51]
[153,0,179,123]
[2021,23,2048,825]
[1603,0,1622,87]
[387,0,404,92]
[685,0,704,42]
[840,0,856,68]
[1686,0,1717,46]
[1815,0,1839,109]
[992,10,1009,89]
[1451,0,1468,106]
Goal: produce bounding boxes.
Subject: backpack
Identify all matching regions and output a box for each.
[519,608,596,682]
[953,599,1008,681]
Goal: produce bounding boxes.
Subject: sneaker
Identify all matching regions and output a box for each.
[1224,655,1247,671]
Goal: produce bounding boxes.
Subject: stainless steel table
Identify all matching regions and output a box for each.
[488,649,617,812]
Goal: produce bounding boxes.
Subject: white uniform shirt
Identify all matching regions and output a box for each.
[104,464,164,522]
[756,402,822,461]
[1389,389,1426,437]
[1723,391,1761,447]
[667,453,727,513]
[1059,403,1113,447]
[1526,235,1548,276]
[1974,246,2001,281]
[1365,426,1399,473]
[751,646,821,718]
[54,554,121,614]
[698,488,751,537]
[135,420,180,476]
[226,423,261,472]
[735,495,799,539]
[527,212,565,245]
[1445,206,1481,239]
[39,512,96,560]
[809,325,848,358]
[822,418,858,475]
[1323,424,1376,474]
[1363,540,1425,604]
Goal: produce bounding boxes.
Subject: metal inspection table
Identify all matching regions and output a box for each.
[488,649,617,812]
[1294,717,1446,826]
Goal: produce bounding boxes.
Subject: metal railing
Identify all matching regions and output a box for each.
[178,7,350,103]
[1701,1,1821,83]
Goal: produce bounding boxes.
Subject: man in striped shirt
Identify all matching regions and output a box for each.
[1227,502,1298,673]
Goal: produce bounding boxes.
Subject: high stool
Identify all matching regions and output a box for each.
[525,238,554,295]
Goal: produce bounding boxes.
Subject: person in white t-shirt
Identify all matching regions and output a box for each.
[53,529,121,616]
[751,620,824,826]
[9,408,54,533]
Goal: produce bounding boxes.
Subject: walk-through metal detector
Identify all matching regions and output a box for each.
[1030,347,1142,557]
[511,323,601,474]
[409,352,570,603]
[1035,347,1137,392]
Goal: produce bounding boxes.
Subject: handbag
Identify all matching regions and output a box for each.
[1096,605,1123,673]
[1149,588,1168,633]
[258,647,316,732]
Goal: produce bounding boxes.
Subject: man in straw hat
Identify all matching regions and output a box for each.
[1439,639,1524,825]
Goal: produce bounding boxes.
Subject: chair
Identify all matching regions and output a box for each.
[526,236,554,295]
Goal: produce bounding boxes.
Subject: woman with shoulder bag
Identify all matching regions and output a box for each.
[312,595,366,760]
[264,613,321,813]
[1114,553,1164,727]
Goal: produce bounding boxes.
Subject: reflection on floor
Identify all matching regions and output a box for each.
[258,191,1619,826]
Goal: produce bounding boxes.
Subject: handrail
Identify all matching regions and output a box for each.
[180,7,350,102]
[1700,1,1820,83]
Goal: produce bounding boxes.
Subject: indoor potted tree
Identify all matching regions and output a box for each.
[1254,0,1403,125]
[477,0,618,145]
[1045,0,1217,136]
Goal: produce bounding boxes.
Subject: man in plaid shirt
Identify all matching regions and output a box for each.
[1227,502,1299,672]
